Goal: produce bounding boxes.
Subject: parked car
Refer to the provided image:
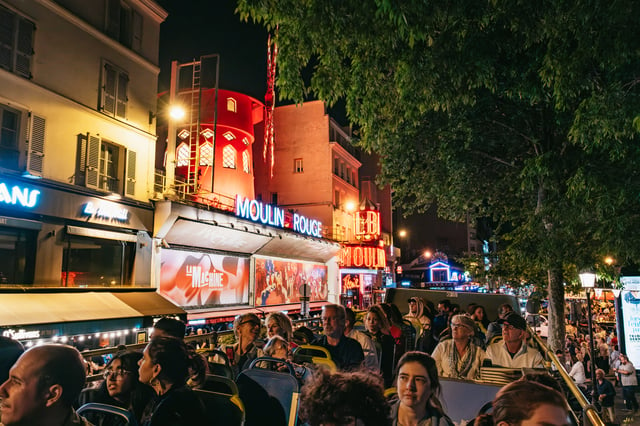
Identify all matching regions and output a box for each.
[525,313,548,338]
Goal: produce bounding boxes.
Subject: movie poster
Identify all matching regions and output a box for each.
[160,249,249,308]
[621,290,640,366]
[254,257,328,306]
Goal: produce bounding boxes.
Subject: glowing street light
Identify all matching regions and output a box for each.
[398,229,407,238]
[168,105,186,121]
[424,250,432,258]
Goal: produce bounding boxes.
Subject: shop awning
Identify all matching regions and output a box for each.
[0,290,186,328]
[165,219,272,253]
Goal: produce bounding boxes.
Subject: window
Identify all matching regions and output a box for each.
[227,97,237,112]
[0,106,45,174]
[334,190,340,208]
[99,141,120,192]
[294,158,303,173]
[0,4,34,78]
[222,145,236,169]
[242,150,250,173]
[62,235,135,287]
[101,62,128,118]
[176,142,189,166]
[271,192,278,205]
[106,0,142,51]
[223,131,236,141]
[82,134,136,196]
[0,228,36,284]
[334,157,339,174]
[0,105,19,170]
[200,142,213,166]
[352,170,357,187]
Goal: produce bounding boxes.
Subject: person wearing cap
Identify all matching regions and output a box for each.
[430,314,486,380]
[485,312,544,368]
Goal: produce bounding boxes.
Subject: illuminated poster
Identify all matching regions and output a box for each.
[160,249,249,308]
[254,258,328,306]
[621,290,640,366]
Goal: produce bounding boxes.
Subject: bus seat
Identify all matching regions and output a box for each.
[292,344,332,364]
[77,402,137,426]
[310,356,337,373]
[237,357,300,426]
[195,389,245,426]
[438,378,502,424]
[201,374,239,395]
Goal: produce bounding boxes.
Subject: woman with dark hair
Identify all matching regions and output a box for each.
[390,351,453,426]
[365,304,397,388]
[473,380,569,426]
[299,368,390,426]
[79,351,155,425]
[469,304,490,337]
[138,337,207,426]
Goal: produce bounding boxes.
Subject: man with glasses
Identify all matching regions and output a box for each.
[485,303,514,344]
[312,304,364,370]
[219,313,264,376]
[485,312,544,368]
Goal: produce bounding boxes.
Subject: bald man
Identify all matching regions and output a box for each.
[0,344,92,426]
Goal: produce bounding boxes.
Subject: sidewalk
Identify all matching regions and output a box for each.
[601,374,639,425]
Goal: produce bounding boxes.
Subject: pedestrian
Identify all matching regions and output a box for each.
[613,353,639,414]
[595,368,616,424]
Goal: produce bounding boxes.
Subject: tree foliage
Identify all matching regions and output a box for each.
[237,0,640,349]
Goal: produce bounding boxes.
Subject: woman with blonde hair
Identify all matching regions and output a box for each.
[365,304,396,387]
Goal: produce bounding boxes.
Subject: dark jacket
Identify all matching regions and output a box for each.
[140,385,207,426]
[312,334,364,371]
[596,377,616,407]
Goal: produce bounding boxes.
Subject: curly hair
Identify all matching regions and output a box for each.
[299,369,390,426]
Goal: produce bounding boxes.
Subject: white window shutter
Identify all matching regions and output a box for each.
[116,72,128,118]
[85,133,100,189]
[102,64,116,115]
[26,113,45,175]
[125,149,136,196]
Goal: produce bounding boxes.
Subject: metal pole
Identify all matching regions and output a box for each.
[165,60,179,196]
[586,288,597,403]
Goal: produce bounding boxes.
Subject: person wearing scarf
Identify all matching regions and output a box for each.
[431,314,485,380]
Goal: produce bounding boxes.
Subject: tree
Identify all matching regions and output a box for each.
[237,0,640,350]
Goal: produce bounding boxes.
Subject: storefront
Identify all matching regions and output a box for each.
[153,200,341,325]
[0,175,153,286]
[0,288,186,349]
[339,245,387,309]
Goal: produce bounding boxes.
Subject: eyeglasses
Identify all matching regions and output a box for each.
[103,369,131,380]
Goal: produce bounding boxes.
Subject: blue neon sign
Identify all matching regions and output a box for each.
[235,195,323,238]
[0,182,40,208]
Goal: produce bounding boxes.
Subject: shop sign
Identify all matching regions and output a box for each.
[0,182,40,208]
[2,328,40,340]
[235,195,323,238]
[339,246,386,269]
[81,202,129,222]
[354,210,380,241]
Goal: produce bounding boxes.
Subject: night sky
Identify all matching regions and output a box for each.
[157,0,268,100]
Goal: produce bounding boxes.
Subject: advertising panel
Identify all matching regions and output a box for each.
[254,257,328,306]
[160,249,249,308]
[620,290,640,366]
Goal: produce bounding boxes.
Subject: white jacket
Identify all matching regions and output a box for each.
[486,341,544,368]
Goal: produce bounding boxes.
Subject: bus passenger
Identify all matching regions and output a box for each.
[219,313,264,376]
[431,314,485,380]
[312,304,364,371]
[485,313,543,368]
[473,380,569,426]
[365,305,396,387]
[0,344,91,426]
[138,337,206,426]
[390,351,454,426]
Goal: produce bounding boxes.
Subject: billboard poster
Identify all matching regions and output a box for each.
[254,257,328,306]
[620,290,640,366]
[160,249,249,308]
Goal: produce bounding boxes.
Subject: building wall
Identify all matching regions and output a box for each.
[257,101,335,227]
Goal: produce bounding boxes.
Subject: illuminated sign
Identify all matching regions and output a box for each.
[339,246,386,269]
[0,182,40,208]
[82,202,129,222]
[3,329,40,340]
[235,195,323,238]
[354,210,380,241]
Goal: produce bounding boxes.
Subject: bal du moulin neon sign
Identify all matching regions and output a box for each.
[235,195,323,238]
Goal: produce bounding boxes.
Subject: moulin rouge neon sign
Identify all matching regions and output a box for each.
[235,195,323,238]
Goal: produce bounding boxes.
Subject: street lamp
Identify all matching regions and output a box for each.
[579,270,597,403]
